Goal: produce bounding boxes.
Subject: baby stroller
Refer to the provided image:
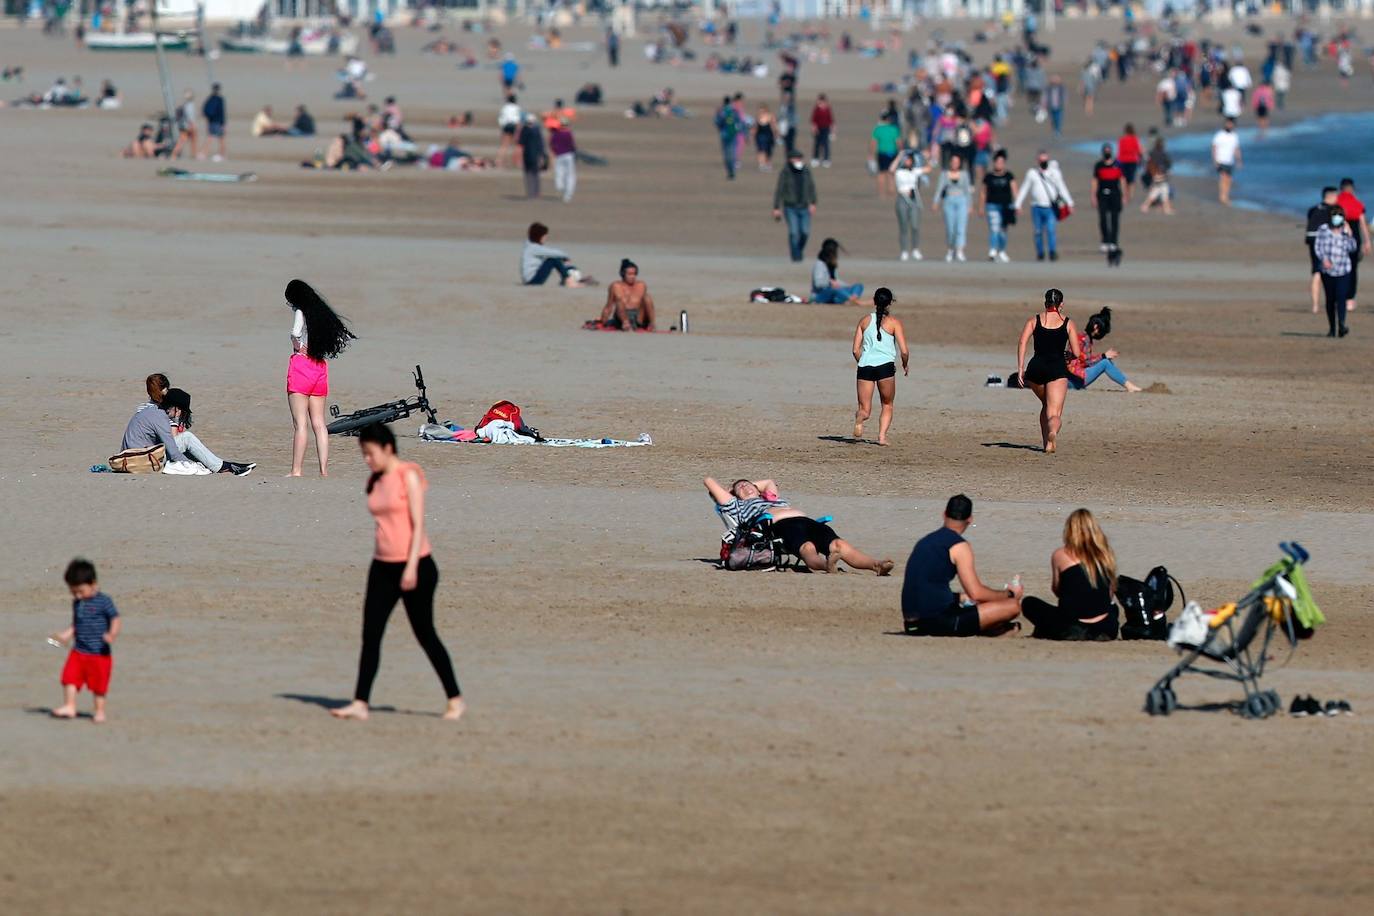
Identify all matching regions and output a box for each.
[1144,542,1318,719]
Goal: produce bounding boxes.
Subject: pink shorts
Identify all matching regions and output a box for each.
[286,354,328,397]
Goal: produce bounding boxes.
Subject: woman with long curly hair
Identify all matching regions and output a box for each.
[285,279,356,477]
[1021,508,1119,640]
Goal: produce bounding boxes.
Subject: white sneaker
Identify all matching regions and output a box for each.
[162,460,212,476]
[900,250,910,261]
[811,158,820,167]
[822,160,831,168]
[988,248,997,260]
[956,249,967,262]
[944,250,954,262]
[998,250,1011,263]
[211,154,224,163]
[910,249,923,261]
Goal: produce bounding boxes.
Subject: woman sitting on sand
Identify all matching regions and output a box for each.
[705,476,894,575]
[121,123,157,159]
[1021,509,1119,640]
[1016,288,1084,454]
[1067,307,1143,393]
[810,238,865,305]
[522,222,593,287]
[119,374,254,476]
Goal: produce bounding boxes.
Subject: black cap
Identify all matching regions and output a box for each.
[945,494,973,521]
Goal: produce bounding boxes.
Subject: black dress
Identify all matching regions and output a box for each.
[1023,563,1118,640]
[1023,313,1070,385]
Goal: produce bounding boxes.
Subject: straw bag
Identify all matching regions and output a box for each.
[108,444,166,474]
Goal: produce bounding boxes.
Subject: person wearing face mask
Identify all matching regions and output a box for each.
[1091,143,1124,261]
[1013,151,1073,262]
[890,148,930,260]
[978,150,1018,263]
[772,148,818,263]
[1314,209,1357,338]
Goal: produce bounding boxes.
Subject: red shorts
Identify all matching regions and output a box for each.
[61,650,113,696]
[286,353,329,397]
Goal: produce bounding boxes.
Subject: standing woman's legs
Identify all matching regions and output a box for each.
[854,377,875,437]
[308,396,330,476]
[876,376,897,444]
[1044,378,1068,453]
[942,196,958,250]
[954,196,969,252]
[399,557,463,707]
[895,197,912,253]
[1028,380,1049,447]
[288,392,310,476]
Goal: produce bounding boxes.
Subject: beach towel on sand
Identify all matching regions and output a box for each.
[420,424,651,449]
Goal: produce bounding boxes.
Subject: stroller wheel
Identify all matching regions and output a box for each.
[1144,686,1166,716]
[1244,694,1269,719]
[1161,688,1178,715]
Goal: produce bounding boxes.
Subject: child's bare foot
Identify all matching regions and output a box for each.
[876,559,895,577]
[330,700,369,720]
[826,551,842,574]
[50,705,76,719]
[287,471,303,478]
[442,697,467,721]
[92,710,106,724]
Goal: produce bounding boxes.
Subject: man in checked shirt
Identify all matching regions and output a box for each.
[1314,208,1358,338]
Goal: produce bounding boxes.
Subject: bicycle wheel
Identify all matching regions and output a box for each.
[327,407,401,436]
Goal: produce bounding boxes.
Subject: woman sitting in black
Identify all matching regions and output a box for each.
[1022,508,1120,640]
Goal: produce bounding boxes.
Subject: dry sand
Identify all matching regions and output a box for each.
[1,15,1372,914]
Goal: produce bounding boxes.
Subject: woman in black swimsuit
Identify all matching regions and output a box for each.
[1016,288,1083,453]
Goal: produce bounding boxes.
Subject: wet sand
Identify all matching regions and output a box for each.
[1,16,1372,914]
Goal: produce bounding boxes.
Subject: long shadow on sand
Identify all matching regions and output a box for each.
[817,435,883,446]
[982,441,1045,452]
[23,706,94,719]
[275,693,441,718]
[1279,331,1339,338]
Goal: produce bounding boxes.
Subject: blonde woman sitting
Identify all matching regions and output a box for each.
[1021,508,1119,640]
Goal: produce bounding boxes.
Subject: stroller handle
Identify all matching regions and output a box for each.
[1279,542,1309,564]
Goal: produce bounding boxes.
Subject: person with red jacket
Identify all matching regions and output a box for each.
[810,94,834,167]
[1116,123,1142,204]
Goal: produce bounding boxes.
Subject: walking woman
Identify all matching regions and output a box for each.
[286,279,356,477]
[891,148,929,260]
[332,424,465,722]
[1021,508,1119,640]
[933,153,972,262]
[754,104,776,171]
[1016,288,1084,454]
[851,287,909,445]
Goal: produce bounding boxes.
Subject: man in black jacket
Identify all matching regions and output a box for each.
[1307,186,1339,314]
[771,148,818,262]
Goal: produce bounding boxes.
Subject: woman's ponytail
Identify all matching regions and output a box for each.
[873,287,893,341]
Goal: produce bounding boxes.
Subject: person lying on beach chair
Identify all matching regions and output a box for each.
[597,259,657,330]
[705,476,894,575]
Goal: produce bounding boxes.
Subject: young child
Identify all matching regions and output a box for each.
[49,558,121,723]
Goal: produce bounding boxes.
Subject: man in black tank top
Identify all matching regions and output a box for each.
[900,495,1024,636]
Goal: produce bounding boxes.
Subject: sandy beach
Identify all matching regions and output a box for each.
[2,13,1372,913]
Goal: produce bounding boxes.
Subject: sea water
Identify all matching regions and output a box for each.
[1074,111,1374,217]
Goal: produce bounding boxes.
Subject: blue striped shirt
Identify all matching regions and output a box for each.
[72,593,119,656]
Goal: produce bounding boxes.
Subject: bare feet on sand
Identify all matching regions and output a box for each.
[330,700,370,720]
[877,559,895,576]
[50,705,76,719]
[853,422,864,439]
[93,710,106,724]
[1125,381,1144,393]
[826,552,842,574]
[442,697,467,721]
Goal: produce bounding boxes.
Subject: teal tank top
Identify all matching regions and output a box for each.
[858,313,898,367]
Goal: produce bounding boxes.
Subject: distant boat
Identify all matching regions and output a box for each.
[87,32,190,52]
[219,32,358,57]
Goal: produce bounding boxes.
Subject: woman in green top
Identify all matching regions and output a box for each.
[870,112,901,200]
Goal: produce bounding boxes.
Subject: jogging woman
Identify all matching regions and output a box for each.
[1016,288,1084,454]
[332,424,465,722]
[851,287,909,446]
[285,279,356,477]
[1021,509,1119,640]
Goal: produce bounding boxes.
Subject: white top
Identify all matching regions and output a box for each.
[498,102,522,127]
[1212,130,1240,166]
[1272,64,1291,92]
[1227,65,1252,91]
[1155,77,1176,100]
[1220,87,1243,119]
[1014,163,1074,210]
[291,308,308,354]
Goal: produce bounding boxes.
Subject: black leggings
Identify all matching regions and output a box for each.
[1022,596,1118,640]
[354,556,461,703]
[1097,206,1120,247]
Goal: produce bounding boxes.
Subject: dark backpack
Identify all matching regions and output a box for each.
[720,524,778,571]
[1117,565,1183,640]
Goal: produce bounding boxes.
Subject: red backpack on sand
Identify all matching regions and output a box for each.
[478,400,523,430]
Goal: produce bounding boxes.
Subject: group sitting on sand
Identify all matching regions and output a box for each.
[117,374,255,477]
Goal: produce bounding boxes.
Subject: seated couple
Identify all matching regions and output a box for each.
[902,496,1117,639]
[119,374,255,476]
[252,104,315,137]
[595,259,658,330]
[521,222,595,287]
[706,476,894,575]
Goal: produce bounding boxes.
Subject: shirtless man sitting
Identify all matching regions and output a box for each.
[599,259,657,330]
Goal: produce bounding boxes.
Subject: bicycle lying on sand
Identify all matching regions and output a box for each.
[327,365,439,436]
